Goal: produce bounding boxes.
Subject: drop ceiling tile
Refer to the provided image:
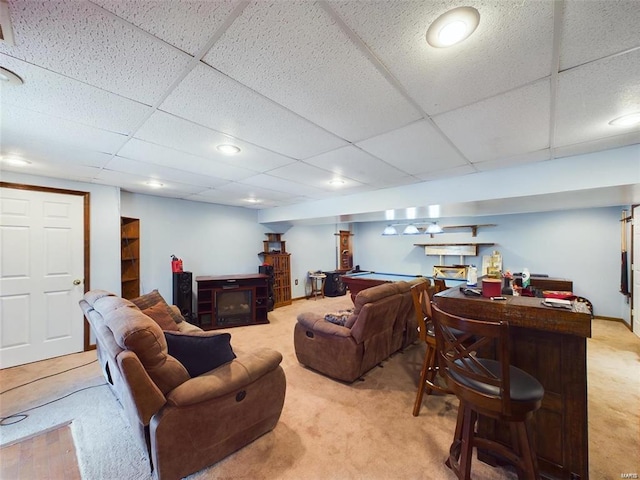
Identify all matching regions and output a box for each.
[413,164,477,182]
[265,161,366,193]
[367,175,421,190]
[560,0,640,70]
[304,146,411,185]
[0,54,152,134]
[105,155,231,189]
[555,50,640,148]
[239,174,327,198]
[472,149,552,173]
[94,168,205,197]
[433,80,551,164]
[93,0,238,55]
[0,0,192,105]
[187,186,303,208]
[1,104,127,155]
[159,63,347,159]
[118,138,257,182]
[0,137,113,170]
[133,111,296,172]
[0,163,101,183]
[329,0,553,115]
[356,120,468,175]
[202,1,421,141]
[215,182,299,202]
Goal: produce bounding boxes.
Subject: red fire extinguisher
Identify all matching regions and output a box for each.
[171,255,183,273]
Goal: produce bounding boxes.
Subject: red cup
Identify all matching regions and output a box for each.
[482,278,502,297]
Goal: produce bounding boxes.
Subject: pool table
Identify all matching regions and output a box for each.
[341,271,425,302]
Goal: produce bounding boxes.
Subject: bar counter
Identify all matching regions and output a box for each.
[433,287,591,480]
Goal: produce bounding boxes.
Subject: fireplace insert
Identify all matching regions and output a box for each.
[215,288,253,326]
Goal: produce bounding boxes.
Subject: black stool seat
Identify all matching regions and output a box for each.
[450,358,544,403]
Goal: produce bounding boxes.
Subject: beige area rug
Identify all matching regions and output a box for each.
[0,421,81,479]
[0,296,638,480]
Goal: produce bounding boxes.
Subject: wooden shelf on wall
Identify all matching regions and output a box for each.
[414,243,495,252]
[440,224,496,237]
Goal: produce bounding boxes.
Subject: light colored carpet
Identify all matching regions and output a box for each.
[0,295,638,480]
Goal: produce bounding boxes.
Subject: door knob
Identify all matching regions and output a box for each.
[73,279,82,285]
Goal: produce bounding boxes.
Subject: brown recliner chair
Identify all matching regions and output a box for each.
[293,279,426,383]
[80,290,286,480]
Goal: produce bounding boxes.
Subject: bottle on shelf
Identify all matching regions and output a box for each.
[466,265,478,287]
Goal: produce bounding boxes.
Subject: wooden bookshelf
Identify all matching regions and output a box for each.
[120,217,140,299]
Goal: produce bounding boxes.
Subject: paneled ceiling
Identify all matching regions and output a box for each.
[1,0,639,223]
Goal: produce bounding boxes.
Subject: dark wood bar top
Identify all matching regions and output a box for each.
[435,287,591,338]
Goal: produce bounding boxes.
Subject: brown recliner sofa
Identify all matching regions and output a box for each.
[293,278,427,382]
[80,290,286,480]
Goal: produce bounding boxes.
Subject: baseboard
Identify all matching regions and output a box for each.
[595,316,632,331]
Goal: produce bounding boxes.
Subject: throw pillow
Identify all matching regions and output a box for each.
[324,308,354,326]
[131,289,184,324]
[141,302,180,332]
[164,331,236,378]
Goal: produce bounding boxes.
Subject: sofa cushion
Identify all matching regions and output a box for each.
[131,289,184,325]
[142,302,180,332]
[164,331,236,378]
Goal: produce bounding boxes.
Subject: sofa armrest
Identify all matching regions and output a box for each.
[117,350,167,425]
[296,312,352,337]
[165,348,283,407]
[176,320,202,333]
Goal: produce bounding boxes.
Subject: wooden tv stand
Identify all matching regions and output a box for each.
[195,274,270,330]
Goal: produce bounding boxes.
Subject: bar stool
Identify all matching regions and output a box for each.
[308,271,326,300]
[431,304,544,480]
[410,280,451,416]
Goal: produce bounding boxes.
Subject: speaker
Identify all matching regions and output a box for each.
[323,271,346,297]
[172,271,193,319]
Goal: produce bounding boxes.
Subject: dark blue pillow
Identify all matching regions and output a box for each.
[164,332,236,377]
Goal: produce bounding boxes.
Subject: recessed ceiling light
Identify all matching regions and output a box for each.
[217,144,241,155]
[329,178,345,186]
[2,156,31,166]
[0,67,24,85]
[426,6,480,48]
[145,180,164,188]
[245,197,261,204]
[609,112,640,127]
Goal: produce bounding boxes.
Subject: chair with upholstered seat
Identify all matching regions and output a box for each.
[431,304,544,480]
[434,278,447,293]
[410,281,451,416]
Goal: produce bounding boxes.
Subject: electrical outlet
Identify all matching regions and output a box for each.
[295,279,298,285]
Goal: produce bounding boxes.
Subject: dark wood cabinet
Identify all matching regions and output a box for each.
[195,274,269,330]
[259,233,291,308]
[120,217,140,300]
[337,230,353,271]
[433,288,591,480]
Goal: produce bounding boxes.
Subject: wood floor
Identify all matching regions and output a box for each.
[0,421,81,480]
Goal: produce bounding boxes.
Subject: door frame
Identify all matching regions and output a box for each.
[0,181,92,350]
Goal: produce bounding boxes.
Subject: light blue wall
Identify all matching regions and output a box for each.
[120,192,271,303]
[119,191,350,302]
[280,223,351,298]
[354,207,630,322]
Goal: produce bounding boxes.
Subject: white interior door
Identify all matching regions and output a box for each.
[0,187,85,368]
[633,205,639,337]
